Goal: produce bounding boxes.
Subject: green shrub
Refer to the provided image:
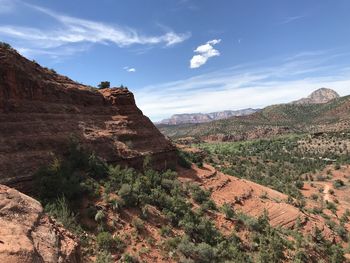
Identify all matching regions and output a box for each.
[310,193,318,200]
[177,150,192,169]
[201,199,217,211]
[335,224,348,240]
[33,140,108,204]
[311,206,323,214]
[121,253,138,263]
[81,178,101,198]
[96,232,118,252]
[326,201,337,214]
[132,218,145,233]
[88,153,108,179]
[45,196,81,234]
[177,236,196,258]
[95,251,113,263]
[333,179,345,189]
[86,205,98,220]
[340,209,350,223]
[195,242,216,263]
[244,217,261,232]
[190,184,211,204]
[177,150,204,168]
[334,163,341,170]
[295,180,304,189]
[221,203,235,219]
[329,244,345,263]
[163,236,181,251]
[118,184,136,206]
[160,225,172,237]
[95,210,106,222]
[114,236,126,252]
[109,198,124,212]
[34,159,83,203]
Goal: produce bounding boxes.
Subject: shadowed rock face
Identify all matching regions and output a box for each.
[0,46,176,191]
[0,184,80,263]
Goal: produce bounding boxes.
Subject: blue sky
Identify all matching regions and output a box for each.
[1,0,350,121]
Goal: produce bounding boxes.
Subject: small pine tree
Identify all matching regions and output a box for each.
[98,81,110,89]
[0,42,12,50]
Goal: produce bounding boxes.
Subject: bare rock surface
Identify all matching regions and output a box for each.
[292,87,340,104]
[0,184,80,263]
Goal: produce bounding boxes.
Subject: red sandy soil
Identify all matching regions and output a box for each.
[178,164,340,241]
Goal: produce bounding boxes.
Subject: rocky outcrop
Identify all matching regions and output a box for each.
[158,108,260,125]
[0,184,80,263]
[0,45,176,191]
[292,88,340,104]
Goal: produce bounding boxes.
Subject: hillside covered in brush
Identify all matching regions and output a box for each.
[158,91,350,141]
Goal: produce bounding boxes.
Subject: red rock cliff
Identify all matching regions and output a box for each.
[0,46,176,190]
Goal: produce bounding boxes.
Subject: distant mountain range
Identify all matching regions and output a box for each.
[158,88,350,141]
[158,88,339,126]
[158,108,260,125]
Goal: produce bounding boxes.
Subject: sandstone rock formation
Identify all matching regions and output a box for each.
[178,164,336,239]
[292,87,340,104]
[0,184,80,263]
[0,45,176,191]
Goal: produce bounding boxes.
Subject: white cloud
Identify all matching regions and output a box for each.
[190,39,221,69]
[136,51,350,121]
[0,3,190,57]
[124,66,136,73]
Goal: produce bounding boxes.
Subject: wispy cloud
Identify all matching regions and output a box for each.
[16,44,92,60]
[173,0,199,11]
[0,2,190,58]
[136,50,350,121]
[124,66,136,73]
[280,15,306,25]
[190,39,221,69]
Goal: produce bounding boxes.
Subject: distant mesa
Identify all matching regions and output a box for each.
[291,87,340,105]
[159,108,260,125]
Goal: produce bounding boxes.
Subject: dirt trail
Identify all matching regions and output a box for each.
[323,184,331,202]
